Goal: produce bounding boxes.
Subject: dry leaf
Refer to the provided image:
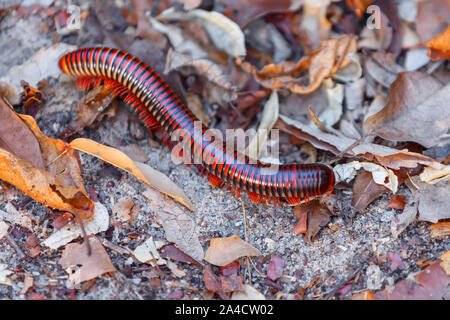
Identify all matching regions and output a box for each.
[143,187,204,262]
[334,161,398,192]
[267,255,285,281]
[0,43,76,104]
[419,165,450,184]
[133,236,165,266]
[112,197,139,223]
[417,181,450,223]
[426,25,450,61]
[387,195,407,210]
[215,0,293,27]
[346,0,373,18]
[301,201,332,242]
[43,202,109,249]
[441,251,450,275]
[0,98,44,169]
[59,236,116,286]
[231,284,266,300]
[364,72,450,148]
[149,18,208,60]
[237,35,357,94]
[430,222,450,239]
[157,8,246,57]
[165,49,236,92]
[350,290,376,300]
[246,90,279,160]
[277,115,443,170]
[0,202,33,231]
[129,0,168,49]
[391,195,418,238]
[374,260,450,300]
[0,221,7,240]
[20,275,34,295]
[416,0,450,43]
[0,264,12,286]
[62,85,116,138]
[204,235,260,266]
[299,0,332,52]
[0,139,93,220]
[352,171,389,213]
[70,138,194,211]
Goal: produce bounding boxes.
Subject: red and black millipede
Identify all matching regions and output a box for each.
[59,47,335,206]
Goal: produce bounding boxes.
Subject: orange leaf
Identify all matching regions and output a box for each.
[237,35,357,94]
[0,106,94,219]
[69,138,194,211]
[426,25,450,61]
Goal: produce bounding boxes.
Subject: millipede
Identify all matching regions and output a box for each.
[59,47,335,206]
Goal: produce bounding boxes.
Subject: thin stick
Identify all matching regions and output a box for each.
[5,234,26,259]
[324,262,366,300]
[240,197,252,284]
[72,211,92,256]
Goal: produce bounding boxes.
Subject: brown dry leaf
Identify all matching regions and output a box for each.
[237,35,357,95]
[441,251,450,275]
[216,0,293,28]
[231,284,266,300]
[157,8,246,58]
[416,0,450,43]
[62,85,116,139]
[294,201,331,243]
[346,0,373,18]
[374,260,450,300]
[387,195,407,210]
[391,195,418,238]
[0,113,94,219]
[429,222,450,239]
[69,138,194,211]
[59,236,116,286]
[419,165,450,184]
[293,205,308,235]
[350,290,375,300]
[0,98,44,169]
[364,52,404,88]
[129,0,168,49]
[165,49,236,92]
[112,197,137,223]
[0,221,7,240]
[177,0,202,10]
[416,181,450,223]
[352,171,389,213]
[298,0,332,52]
[364,72,450,148]
[267,254,285,281]
[0,202,32,231]
[118,144,149,163]
[0,43,76,104]
[204,235,260,266]
[143,187,204,262]
[22,233,41,258]
[277,115,444,170]
[426,25,450,61]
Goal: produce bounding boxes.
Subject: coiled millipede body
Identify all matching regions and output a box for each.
[59,47,335,205]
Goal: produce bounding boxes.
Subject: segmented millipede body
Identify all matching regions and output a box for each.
[59,47,335,205]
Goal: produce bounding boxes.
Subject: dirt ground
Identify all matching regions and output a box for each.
[0,0,449,300]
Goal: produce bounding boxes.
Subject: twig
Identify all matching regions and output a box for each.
[324,261,367,300]
[240,197,252,284]
[101,238,133,256]
[308,105,328,133]
[5,234,26,259]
